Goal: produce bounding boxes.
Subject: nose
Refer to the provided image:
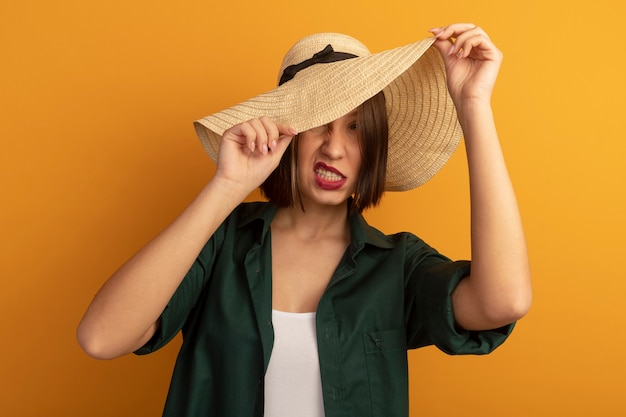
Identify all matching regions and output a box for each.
[320,128,347,160]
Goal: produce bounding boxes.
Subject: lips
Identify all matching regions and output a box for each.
[314,162,347,190]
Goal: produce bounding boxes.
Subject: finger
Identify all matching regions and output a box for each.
[450,32,482,58]
[457,33,501,61]
[431,23,487,41]
[270,121,298,152]
[258,117,298,152]
[248,119,269,155]
[449,28,491,55]
[258,116,280,152]
[274,121,298,141]
[430,24,488,55]
[430,24,472,57]
[270,132,294,158]
[227,121,258,153]
[267,120,296,159]
[432,36,454,59]
[271,123,298,157]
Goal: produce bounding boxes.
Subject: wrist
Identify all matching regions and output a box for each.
[455,99,494,127]
[206,175,253,202]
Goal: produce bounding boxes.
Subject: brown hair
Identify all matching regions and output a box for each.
[260,91,388,214]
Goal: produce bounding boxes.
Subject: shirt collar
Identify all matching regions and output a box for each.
[237,201,393,250]
[348,209,395,250]
[236,202,277,243]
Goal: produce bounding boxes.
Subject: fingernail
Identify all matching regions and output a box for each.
[288,128,298,136]
[270,140,277,150]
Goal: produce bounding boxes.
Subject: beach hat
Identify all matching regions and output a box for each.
[194,33,463,191]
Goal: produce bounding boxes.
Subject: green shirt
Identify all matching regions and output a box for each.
[136,202,513,417]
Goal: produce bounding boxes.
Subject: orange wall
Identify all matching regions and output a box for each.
[2,0,625,416]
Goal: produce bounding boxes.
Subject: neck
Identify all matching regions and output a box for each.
[272,202,350,241]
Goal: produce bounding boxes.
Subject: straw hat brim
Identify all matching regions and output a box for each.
[194,36,463,191]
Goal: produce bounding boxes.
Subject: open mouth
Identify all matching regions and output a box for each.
[314,162,346,190]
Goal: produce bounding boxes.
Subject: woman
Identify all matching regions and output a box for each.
[77,23,531,417]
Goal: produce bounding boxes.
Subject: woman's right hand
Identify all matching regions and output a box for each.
[77,117,296,360]
[214,117,296,193]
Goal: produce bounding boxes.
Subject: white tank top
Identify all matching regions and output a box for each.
[264,310,325,417]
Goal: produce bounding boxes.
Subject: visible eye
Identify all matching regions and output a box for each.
[348,122,359,131]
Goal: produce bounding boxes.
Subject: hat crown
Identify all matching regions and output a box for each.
[277,33,371,85]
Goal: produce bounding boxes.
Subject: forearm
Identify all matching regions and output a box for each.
[77,178,249,359]
[452,101,532,330]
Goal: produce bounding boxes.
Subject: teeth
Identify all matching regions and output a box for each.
[316,168,343,181]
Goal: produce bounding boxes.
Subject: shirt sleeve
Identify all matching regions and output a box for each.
[134,221,226,355]
[404,237,514,355]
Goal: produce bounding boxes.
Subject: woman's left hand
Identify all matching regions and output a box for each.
[429,25,532,331]
[430,23,502,107]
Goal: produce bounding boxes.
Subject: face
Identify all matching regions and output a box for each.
[296,109,362,210]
